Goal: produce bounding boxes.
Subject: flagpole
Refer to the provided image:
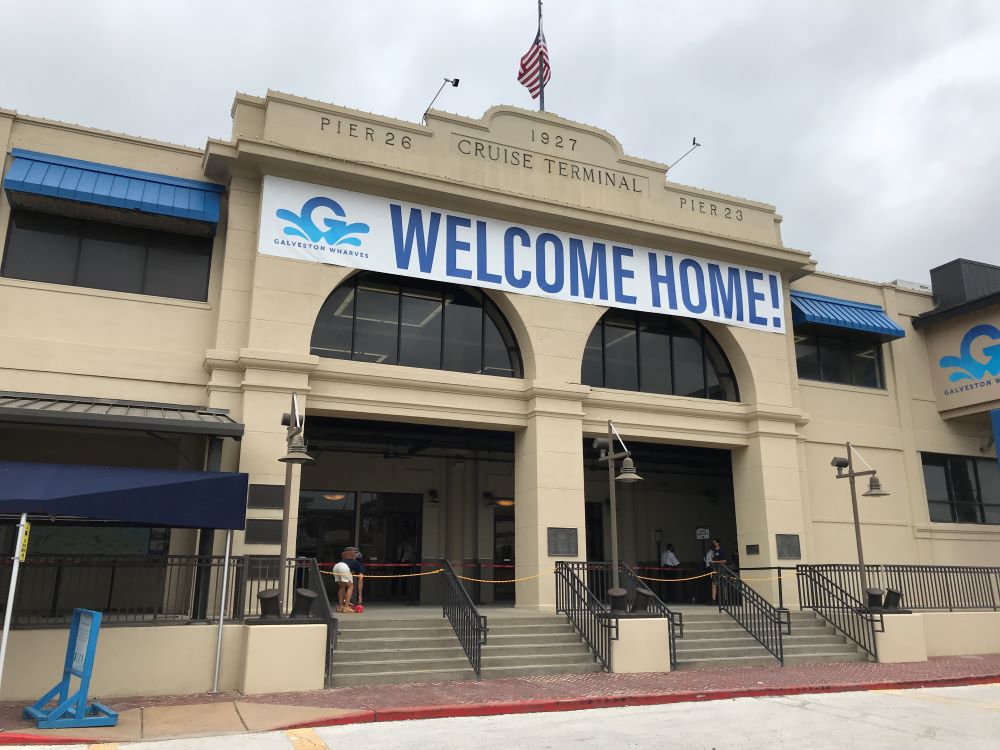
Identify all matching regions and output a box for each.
[538,0,545,112]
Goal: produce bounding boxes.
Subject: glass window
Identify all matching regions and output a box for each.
[921,453,1000,526]
[795,334,820,380]
[580,310,738,402]
[672,319,705,398]
[2,210,79,285]
[442,288,482,374]
[310,284,355,359]
[581,326,604,387]
[353,280,399,364]
[819,337,851,384]
[484,303,519,377]
[1,208,212,301]
[977,460,1000,525]
[704,334,738,401]
[310,272,522,378]
[76,222,146,294]
[794,326,885,389]
[638,317,671,394]
[850,343,882,388]
[400,287,442,369]
[603,314,638,391]
[144,232,212,301]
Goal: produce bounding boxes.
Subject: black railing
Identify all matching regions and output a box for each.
[803,564,1000,612]
[716,563,790,665]
[618,563,683,669]
[0,554,331,626]
[554,562,618,671]
[440,559,487,678]
[797,565,882,660]
[735,566,797,610]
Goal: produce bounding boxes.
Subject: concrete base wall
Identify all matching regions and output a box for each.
[240,623,327,694]
[875,614,928,663]
[610,617,671,674]
[921,611,1000,657]
[0,622,327,702]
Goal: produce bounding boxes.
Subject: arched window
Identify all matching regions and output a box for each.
[311,272,523,378]
[581,311,739,401]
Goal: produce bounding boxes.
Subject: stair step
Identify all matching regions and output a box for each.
[485,633,584,646]
[482,662,604,679]
[333,657,472,675]
[483,652,593,667]
[343,626,456,639]
[331,646,466,662]
[486,623,575,635]
[675,655,780,669]
[336,636,462,651]
[783,651,869,665]
[328,668,477,687]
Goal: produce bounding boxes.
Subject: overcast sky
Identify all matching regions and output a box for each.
[2,1,997,284]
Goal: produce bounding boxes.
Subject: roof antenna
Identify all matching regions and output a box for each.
[669,137,701,171]
[423,77,460,124]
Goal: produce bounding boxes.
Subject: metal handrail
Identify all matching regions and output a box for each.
[797,565,883,661]
[554,561,617,671]
[804,564,1000,612]
[619,563,683,669]
[439,559,487,678]
[716,563,790,665]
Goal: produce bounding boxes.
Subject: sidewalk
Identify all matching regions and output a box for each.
[2,654,1000,745]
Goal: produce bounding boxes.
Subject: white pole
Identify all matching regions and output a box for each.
[212,529,233,694]
[0,513,28,695]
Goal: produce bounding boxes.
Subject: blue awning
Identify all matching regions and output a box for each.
[0,461,247,530]
[3,149,223,226]
[790,290,905,340]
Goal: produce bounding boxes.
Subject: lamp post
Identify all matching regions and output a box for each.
[831,442,889,605]
[277,394,313,605]
[594,420,643,595]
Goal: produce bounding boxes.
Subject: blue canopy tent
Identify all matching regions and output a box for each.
[0,461,249,695]
[0,461,248,529]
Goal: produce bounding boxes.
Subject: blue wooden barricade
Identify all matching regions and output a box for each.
[23,608,118,729]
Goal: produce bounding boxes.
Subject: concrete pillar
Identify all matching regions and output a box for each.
[514,397,586,612]
[444,459,467,562]
[731,426,807,608]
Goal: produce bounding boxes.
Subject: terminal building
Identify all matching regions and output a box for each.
[0,92,998,694]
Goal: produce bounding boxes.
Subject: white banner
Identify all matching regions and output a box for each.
[258,175,786,333]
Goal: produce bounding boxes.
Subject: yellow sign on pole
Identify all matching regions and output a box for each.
[18,522,30,562]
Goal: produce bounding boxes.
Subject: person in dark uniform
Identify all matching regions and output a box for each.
[344,547,364,608]
[705,538,727,604]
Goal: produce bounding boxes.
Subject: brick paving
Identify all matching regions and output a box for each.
[2,654,999,734]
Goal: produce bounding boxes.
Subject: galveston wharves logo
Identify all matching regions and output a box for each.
[938,323,1000,397]
[274,196,370,258]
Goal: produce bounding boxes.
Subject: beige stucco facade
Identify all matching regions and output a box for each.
[1,91,997,617]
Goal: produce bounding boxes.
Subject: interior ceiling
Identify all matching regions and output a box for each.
[304,416,731,477]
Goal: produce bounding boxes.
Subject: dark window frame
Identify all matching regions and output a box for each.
[921,452,1000,526]
[1,207,212,302]
[580,310,739,402]
[794,327,886,389]
[310,272,524,379]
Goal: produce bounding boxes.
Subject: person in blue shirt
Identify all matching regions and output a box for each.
[344,547,365,608]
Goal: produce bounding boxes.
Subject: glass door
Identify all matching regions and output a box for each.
[493,509,515,602]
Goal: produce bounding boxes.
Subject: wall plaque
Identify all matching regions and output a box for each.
[775,534,801,560]
[547,527,578,557]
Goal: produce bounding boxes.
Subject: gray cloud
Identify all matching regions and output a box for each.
[1,0,997,283]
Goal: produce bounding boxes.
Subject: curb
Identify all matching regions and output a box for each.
[364,672,1000,723]
[3,673,1000,744]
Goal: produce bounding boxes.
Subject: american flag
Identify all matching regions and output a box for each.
[517,30,550,99]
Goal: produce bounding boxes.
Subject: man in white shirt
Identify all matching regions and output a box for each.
[660,543,680,567]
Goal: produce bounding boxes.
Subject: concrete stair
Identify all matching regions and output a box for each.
[673,609,869,670]
[330,614,601,686]
[480,615,603,679]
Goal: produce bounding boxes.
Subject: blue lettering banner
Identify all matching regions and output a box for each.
[259,176,786,333]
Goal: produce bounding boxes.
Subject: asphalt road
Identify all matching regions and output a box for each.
[15,683,1000,749]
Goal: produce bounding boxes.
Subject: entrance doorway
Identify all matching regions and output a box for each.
[492,508,515,601]
[296,490,422,602]
[299,416,515,605]
[583,440,736,604]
